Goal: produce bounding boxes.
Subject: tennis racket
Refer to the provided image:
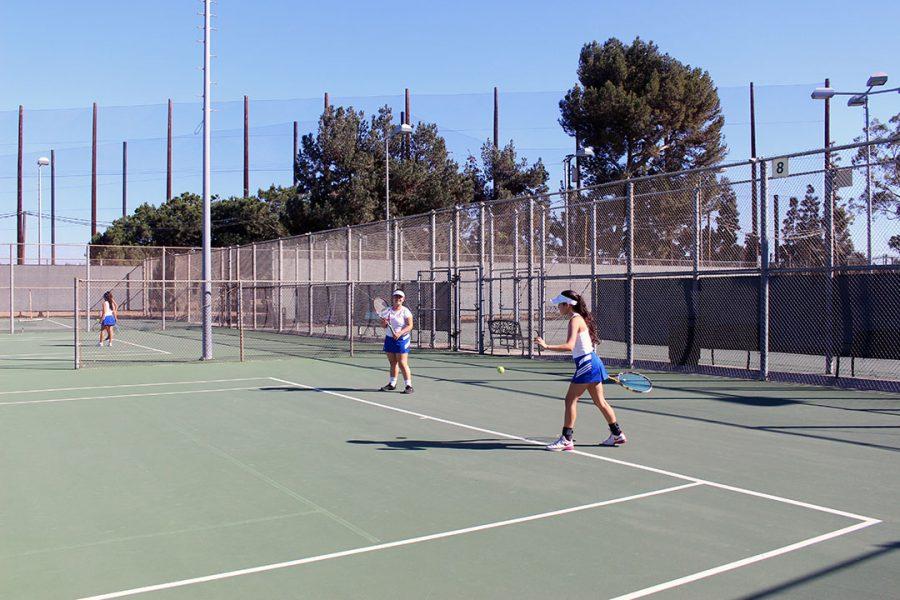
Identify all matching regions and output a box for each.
[609,371,653,393]
[373,297,395,336]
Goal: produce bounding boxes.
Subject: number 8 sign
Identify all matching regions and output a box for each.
[769,157,789,178]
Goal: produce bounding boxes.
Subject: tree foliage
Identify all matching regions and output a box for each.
[559,37,726,185]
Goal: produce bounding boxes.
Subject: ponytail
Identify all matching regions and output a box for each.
[560,289,598,345]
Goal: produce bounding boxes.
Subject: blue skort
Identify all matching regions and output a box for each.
[101,316,117,327]
[383,335,411,354]
[572,352,608,384]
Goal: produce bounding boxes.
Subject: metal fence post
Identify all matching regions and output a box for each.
[346,227,352,281]
[453,205,461,350]
[187,253,193,323]
[513,207,520,322]
[693,188,701,276]
[430,210,437,348]
[626,182,635,367]
[589,196,597,328]
[251,243,258,330]
[278,240,284,332]
[348,281,354,354]
[161,247,167,330]
[488,207,495,326]
[9,245,14,334]
[759,160,770,380]
[478,202,486,353]
[85,245,91,333]
[540,201,547,338]
[323,239,329,282]
[392,220,399,282]
[307,234,313,335]
[824,165,835,375]
[527,197,535,358]
[74,278,80,369]
[238,281,244,362]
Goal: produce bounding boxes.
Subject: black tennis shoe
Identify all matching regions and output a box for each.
[380,383,396,392]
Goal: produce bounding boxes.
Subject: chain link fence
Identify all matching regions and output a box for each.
[7,137,899,389]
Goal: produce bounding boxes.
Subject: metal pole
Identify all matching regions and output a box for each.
[513,207,520,321]
[478,202,485,353]
[323,239,329,281]
[201,0,213,360]
[122,141,127,218]
[346,226,352,281]
[50,149,56,265]
[278,240,284,332]
[74,278,80,369]
[307,233,313,335]
[563,157,570,264]
[693,188,701,277]
[430,210,436,348]
[17,106,24,265]
[864,99,872,265]
[773,195,780,264]
[398,226,404,281]
[540,202,547,338]
[167,99,173,201]
[292,120,299,187]
[91,102,98,239]
[385,133,391,263]
[759,160,770,380]
[453,205,460,351]
[750,82,759,261]
[161,247,167,330]
[252,243,257,329]
[527,198,535,358]
[85,247,91,333]
[488,208,495,325]
[37,162,43,265]
[238,282,244,361]
[626,181,635,367]
[9,245,14,333]
[243,95,250,197]
[823,78,833,375]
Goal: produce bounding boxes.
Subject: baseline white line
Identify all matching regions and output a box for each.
[46,318,73,329]
[76,482,700,600]
[608,518,880,600]
[268,378,878,523]
[0,377,269,396]
[114,339,172,355]
[0,386,264,407]
[0,353,163,362]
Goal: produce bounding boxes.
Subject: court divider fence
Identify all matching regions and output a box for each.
[9,137,900,390]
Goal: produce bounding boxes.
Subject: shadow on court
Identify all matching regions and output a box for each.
[346,437,545,451]
[738,541,900,600]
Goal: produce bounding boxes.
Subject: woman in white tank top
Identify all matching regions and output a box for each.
[534,289,626,451]
[98,291,118,347]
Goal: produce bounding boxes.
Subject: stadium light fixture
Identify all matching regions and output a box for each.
[847,94,867,107]
[811,87,835,100]
[867,72,888,87]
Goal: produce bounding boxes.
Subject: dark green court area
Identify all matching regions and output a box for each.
[0,339,898,599]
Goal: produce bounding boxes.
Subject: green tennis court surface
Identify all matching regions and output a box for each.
[1,343,898,599]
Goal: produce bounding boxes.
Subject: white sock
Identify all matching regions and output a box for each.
[389,377,397,385]
[405,378,412,387]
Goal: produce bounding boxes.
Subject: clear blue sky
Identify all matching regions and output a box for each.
[1,0,898,255]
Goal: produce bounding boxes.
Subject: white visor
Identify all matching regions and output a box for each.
[392,290,405,298]
[550,294,577,306]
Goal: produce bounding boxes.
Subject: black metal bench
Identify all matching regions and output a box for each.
[488,318,525,356]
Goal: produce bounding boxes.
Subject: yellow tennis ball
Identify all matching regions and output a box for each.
[497,366,505,374]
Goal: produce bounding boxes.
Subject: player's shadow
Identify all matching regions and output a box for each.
[347,437,543,451]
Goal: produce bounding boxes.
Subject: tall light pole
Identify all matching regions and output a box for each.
[36,157,50,265]
[201,0,213,360]
[385,122,413,263]
[811,72,898,264]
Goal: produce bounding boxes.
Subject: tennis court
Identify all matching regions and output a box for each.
[1,339,897,600]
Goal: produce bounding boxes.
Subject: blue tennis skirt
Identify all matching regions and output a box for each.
[383,335,411,354]
[572,352,608,384]
[101,316,117,327]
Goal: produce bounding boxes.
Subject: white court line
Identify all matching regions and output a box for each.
[0,385,264,407]
[46,318,73,329]
[0,352,163,361]
[114,339,172,355]
[263,377,882,598]
[609,519,880,600]
[76,482,700,600]
[268,378,878,523]
[0,377,269,396]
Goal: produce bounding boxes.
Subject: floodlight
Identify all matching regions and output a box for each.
[811,87,835,100]
[847,94,867,107]
[867,72,888,87]
[37,157,50,166]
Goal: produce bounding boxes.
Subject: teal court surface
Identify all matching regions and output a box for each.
[1,331,899,599]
